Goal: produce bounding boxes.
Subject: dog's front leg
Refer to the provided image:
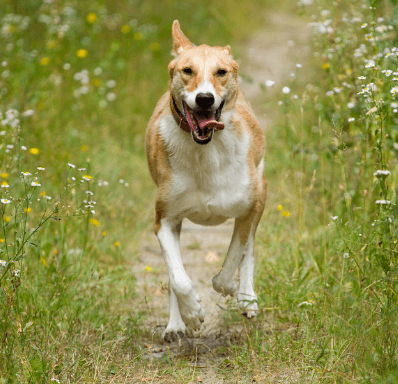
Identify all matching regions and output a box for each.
[157,218,205,332]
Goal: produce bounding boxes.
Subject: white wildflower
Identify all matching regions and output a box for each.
[106,92,116,101]
[265,80,275,87]
[373,170,391,176]
[347,102,356,109]
[298,301,313,307]
[12,269,20,277]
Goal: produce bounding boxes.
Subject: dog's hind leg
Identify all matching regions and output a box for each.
[212,198,265,318]
[237,233,258,318]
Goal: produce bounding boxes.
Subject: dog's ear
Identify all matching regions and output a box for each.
[172,20,194,55]
[232,60,239,77]
[223,45,232,55]
[168,59,176,78]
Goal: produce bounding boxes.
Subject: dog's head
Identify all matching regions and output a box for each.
[168,20,239,145]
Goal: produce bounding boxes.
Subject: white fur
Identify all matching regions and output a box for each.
[159,111,251,225]
[237,230,258,317]
[157,218,206,331]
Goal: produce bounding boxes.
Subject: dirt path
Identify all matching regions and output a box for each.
[132,10,310,382]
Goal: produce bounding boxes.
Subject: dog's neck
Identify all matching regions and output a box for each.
[170,96,191,133]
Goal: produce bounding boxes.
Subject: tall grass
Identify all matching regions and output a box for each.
[234,0,398,382]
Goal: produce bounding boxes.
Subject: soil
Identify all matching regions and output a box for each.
[131,10,310,383]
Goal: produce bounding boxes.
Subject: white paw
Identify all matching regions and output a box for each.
[212,273,237,296]
[237,291,258,318]
[162,322,186,343]
[172,284,205,331]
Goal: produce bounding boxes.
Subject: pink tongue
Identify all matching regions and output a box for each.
[197,116,224,131]
[184,103,224,132]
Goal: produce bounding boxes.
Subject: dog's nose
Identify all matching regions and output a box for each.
[195,92,215,109]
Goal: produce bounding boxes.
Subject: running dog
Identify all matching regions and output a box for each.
[145,20,266,342]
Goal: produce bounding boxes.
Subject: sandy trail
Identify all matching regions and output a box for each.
[131,9,310,380]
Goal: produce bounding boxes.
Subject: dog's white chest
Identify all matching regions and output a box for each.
[161,116,252,225]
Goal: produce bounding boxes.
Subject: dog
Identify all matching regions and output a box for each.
[145,20,266,342]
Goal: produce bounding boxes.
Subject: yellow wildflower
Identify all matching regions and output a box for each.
[82,175,92,181]
[114,241,120,247]
[322,63,329,70]
[1,181,8,187]
[40,57,50,66]
[46,40,55,49]
[29,148,39,155]
[76,49,88,58]
[1,173,9,179]
[24,208,32,213]
[151,42,160,51]
[92,78,101,87]
[277,205,283,211]
[133,32,143,41]
[4,216,11,223]
[40,191,46,196]
[102,231,107,237]
[0,239,4,243]
[90,218,99,226]
[80,145,88,152]
[282,211,290,217]
[86,13,97,23]
[346,68,352,75]
[145,265,152,272]
[121,25,131,34]
[40,257,47,267]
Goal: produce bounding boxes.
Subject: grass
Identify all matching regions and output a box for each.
[1,0,398,382]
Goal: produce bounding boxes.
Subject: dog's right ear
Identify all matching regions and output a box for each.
[172,20,194,56]
[168,59,176,78]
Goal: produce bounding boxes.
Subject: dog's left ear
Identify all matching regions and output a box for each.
[172,20,194,55]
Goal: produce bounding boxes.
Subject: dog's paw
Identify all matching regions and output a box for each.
[162,328,185,343]
[212,273,237,296]
[173,284,205,331]
[237,292,258,319]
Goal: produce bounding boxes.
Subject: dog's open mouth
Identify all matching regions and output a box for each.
[183,101,225,145]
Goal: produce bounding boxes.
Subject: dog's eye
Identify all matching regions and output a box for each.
[216,69,227,77]
[182,67,193,75]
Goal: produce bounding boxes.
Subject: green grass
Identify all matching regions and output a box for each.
[1,0,398,382]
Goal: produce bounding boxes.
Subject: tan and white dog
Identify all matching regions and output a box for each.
[146,20,266,342]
